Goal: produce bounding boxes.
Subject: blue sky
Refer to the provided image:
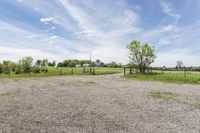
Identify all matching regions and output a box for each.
[0,0,200,66]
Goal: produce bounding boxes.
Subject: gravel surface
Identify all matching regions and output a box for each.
[0,74,200,133]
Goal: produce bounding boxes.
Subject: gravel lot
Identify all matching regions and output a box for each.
[0,74,200,133]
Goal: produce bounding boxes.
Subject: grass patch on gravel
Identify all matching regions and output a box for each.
[150,90,177,100]
[1,89,21,97]
[1,92,12,96]
[192,103,200,109]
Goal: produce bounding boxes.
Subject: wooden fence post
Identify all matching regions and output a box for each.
[130,67,132,74]
[124,67,126,76]
[83,67,86,73]
[184,67,186,78]
[60,69,62,75]
[93,69,95,75]
[90,67,92,73]
[71,68,74,74]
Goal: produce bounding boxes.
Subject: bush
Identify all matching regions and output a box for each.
[15,65,22,74]
[31,66,41,73]
[40,67,48,73]
[0,64,2,74]
[2,61,11,75]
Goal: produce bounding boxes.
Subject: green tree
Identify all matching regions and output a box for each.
[106,61,118,68]
[0,63,3,74]
[2,61,11,75]
[20,56,33,73]
[69,60,77,67]
[35,60,42,66]
[15,64,22,74]
[7,61,16,72]
[52,61,56,67]
[57,62,63,67]
[127,40,156,73]
[63,60,71,67]
[41,59,48,66]
[48,61,56,67]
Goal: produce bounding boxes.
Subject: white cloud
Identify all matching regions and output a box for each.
[0,46,64,62]
[153,49,200,67]
[16,0,24,2]
[40,17,55,24]
[49,35,59,39]
[160,0,181,22]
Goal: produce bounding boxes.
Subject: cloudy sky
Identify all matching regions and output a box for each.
[0,0,200,67]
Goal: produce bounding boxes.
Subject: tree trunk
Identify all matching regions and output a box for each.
[139,66,143,73]
[139,66,146,73]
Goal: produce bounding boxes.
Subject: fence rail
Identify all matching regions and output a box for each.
[124,67,188,78]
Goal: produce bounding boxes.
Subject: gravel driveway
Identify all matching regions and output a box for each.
[0,74,200,133]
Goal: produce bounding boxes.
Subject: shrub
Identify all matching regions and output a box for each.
[31,66,41,73]
[15,65,22,74]
[0,64,2,74]
[40,67,48,73]
[2,61,11,75]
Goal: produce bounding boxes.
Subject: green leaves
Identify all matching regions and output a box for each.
[127,40,156,73]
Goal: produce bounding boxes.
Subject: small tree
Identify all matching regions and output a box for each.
[127,40,156,73]
[106,61,119,68]
[57,62,63,67]
[35,60,42,66]
[2,61,11,75]
[41,59,48,66]
[20,56,33,73]
[0,63,3,74]
[52,61,56,67]
[15,64,22,74]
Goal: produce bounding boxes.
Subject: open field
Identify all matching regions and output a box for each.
[0,74,200,132]
[125,71,200,84]
[0,67,123,78]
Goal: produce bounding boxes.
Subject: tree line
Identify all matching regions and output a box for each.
[0,57,50,75]
[0,57,123,75]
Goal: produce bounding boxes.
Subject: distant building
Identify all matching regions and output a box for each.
[95,59,101,66]
[75,64,81,68]
[83,64,90,67]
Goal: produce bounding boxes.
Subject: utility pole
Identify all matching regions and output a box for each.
[90,52,92,62]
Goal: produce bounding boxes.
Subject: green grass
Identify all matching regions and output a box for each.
[192,103,200,109]
[125,72,200,84]
[150,90,177,100]
[0,67,123,78]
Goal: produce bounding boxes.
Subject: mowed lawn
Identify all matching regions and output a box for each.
[125,70,200,84]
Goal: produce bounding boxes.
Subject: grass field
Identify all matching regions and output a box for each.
[0,67,123,78]
[125,71,200,84]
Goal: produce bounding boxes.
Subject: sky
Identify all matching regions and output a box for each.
[0,0,200,67]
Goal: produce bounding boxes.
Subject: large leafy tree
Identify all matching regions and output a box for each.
[127,40,156,73]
